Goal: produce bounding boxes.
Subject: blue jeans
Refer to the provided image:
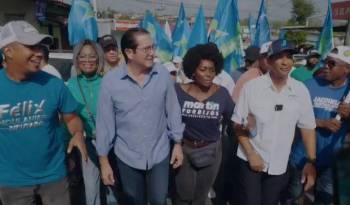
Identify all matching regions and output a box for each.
[82,138,118,205]
[283,163,333,205]
[116,155,169,205]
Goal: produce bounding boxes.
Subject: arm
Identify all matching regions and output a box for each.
[234,123,264,172]
[299,128,317,191]
[63,113,88,161]
[165,79,185,169]
[232,84,264,172]
[297,87,317,191]
[96,79,116,185]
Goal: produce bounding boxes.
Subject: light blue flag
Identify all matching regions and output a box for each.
[279,28,287,39]
[140,10,173,62]
[317,0,334,59]
[68,0,98,46]
[253,0,271,47]
[208,0,226,42]
[212,0,244,74]
[172,3,191,58]
[248,14,256,44]
[187,5,207,49]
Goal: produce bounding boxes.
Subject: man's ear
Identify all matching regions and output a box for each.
[125,48,134,61]
[2,45,14,60]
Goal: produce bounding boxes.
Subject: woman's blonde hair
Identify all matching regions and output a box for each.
[72,39,105,75]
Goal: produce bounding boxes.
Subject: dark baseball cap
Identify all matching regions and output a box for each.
[99,35,118,51]
[244,45,260,62]
[268,39,297,57]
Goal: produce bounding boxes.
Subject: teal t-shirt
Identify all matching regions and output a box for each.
[0,69,78,187]
[67,74,102,138]
[291,65,320,82]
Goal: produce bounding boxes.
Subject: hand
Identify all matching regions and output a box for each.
[337,102,350,119]
[321,119,341,133]
[100,157,115,185]
[247,151,264,172]
[301,162,316,191]
[170,143,183,169]
[67,132,88,162]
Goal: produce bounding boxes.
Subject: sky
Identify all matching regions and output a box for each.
[66,0,333,21]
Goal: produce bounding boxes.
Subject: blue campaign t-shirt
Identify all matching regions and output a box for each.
[290,78,350,169]
[175,83,235,142]
[0,69,78,187]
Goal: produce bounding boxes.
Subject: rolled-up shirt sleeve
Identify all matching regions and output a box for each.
[96,79,116,156]
[232,84,250,125]
[297,87,316,129]
[165,75,184,143]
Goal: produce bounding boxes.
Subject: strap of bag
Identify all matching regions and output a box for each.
[77,77,96,126]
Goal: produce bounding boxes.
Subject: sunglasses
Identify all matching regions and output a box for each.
[325,59,346,69]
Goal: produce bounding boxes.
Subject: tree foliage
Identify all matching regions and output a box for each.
[290,0,314,25]
[285,30,308,46]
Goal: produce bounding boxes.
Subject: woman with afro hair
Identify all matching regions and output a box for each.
[173,43,235,205]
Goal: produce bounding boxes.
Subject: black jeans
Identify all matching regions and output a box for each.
[237,158,289,205]
[173,141,222,205]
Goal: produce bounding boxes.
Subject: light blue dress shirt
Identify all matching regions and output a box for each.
[96,63,184,170]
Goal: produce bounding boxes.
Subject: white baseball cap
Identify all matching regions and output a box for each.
[163,62,177,73]
[328,46,350,65]
[260,41,272,54]
[0,20,52,49]
[172,56,183,63]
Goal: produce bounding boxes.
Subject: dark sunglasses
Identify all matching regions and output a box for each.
[325,59,346,68]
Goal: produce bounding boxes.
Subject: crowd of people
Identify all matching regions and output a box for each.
[0,20,349,205]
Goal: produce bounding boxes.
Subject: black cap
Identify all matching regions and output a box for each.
[268,39,297,57]
[244,46,260,62]
[99,35,118,51]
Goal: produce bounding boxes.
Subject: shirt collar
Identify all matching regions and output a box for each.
[79,73,100,81]
[120,63,159,80]
[262,72,296,95]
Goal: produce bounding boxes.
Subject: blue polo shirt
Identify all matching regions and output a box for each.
[0,69,78,187]
[290,78,349,169]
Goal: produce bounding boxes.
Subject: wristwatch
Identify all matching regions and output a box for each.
[306,157,316,166]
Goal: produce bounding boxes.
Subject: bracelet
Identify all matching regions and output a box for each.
[306,157,316,165]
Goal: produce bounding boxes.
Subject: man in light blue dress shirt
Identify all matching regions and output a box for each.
[96,28,184,205]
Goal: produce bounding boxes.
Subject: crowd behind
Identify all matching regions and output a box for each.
[0,20,349,205]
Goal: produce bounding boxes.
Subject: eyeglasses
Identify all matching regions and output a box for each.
[78,55,98,62]
[135,44,156,54]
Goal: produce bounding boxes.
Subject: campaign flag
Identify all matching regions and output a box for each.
[248,14,256,43]
[208,0,226,41]
[212,0,244,73]
[317,0,334,59]
[68,0,98,46]
[172,2,191,58]
[253,0,271,47]
[164,20,172,42]
[140,10,173,62]
[187,5,207,49]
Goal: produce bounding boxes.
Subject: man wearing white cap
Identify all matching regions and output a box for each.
[286,46,350,205]
[0,21,87,205]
